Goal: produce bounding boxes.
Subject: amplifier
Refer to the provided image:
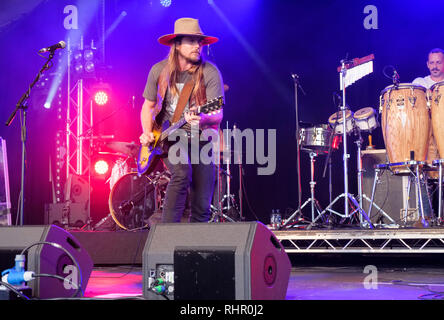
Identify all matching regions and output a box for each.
[361,149,419,225]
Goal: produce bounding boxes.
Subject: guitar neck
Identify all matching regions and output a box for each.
[157,97,222,142]
[159,118,187,142]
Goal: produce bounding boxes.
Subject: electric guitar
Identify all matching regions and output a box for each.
[137,96,224,176]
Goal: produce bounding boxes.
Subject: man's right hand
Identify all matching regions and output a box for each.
[139,132,155,146]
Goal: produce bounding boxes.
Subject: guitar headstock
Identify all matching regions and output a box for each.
[197,96,224,115]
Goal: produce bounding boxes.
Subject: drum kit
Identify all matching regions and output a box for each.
[94,123,243,230]
[93,140,171,231]
[283,76,444,229]
[283,54,444,229]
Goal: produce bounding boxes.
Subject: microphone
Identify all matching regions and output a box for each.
[38,41,66,53]
[392,69,400,85]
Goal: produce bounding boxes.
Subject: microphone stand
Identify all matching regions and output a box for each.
[281,74,306,228]
[5,50,56,225]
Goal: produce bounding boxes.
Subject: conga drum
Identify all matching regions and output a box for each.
[430,81,444,159]
[380,83,429,173]
[426,130,440,179]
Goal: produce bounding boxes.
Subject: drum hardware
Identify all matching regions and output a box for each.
[362,169,397,226]
[369,161,429,227]
[211,122,240,223]
[284,150,325,226]
[105,141,139,158]
[291,73,306,221]
[432,159,444,224]
[283,91,341,228]
[307,57,375,230]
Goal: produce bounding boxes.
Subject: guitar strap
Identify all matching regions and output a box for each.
[171,77,196,124]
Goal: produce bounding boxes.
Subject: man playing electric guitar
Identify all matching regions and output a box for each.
[139,18,224,223]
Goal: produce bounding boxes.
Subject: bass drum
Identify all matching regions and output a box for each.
[109,170,170,231]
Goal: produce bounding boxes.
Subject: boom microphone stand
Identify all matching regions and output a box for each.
[5,50,58,225]
[281,74,306,228]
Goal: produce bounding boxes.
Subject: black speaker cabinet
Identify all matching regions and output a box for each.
[44,202,88,228]
[362,149,418,224]
[142,222,291,300]
[0,225,93,299]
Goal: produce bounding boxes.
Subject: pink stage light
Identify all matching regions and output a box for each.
[94,160,109,175]
[94,90,109,106]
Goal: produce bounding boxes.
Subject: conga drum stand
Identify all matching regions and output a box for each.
[368,161,428,227]
[433,159,444,224]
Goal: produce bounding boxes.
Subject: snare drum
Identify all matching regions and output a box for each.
[328,110,354,134]
[380,83,429,172]
[299,125,332,151]
[354,107,379,132]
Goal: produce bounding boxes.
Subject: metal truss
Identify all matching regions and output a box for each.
[66,76,93,178]
[274,229,444,253]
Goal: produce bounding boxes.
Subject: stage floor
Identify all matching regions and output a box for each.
[83,264,444,300]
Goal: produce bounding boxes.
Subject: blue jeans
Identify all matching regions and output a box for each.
[161,139,216,223]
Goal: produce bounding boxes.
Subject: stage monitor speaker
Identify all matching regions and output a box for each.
[362,149,418,224]
[44,202,88,228]
[142,221,291,300]
[0,225,93,299]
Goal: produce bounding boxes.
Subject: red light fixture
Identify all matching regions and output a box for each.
[94,160,109,175]
[94,91,109,106]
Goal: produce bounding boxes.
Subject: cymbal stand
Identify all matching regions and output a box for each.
[210,169,237,223]
[282,149,323,227]
[354,129,365,225]
[210,122,238,223]
[307,61,373,229]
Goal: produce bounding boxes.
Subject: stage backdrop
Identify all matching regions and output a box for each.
[0,0,443,225]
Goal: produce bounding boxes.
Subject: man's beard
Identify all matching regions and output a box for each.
[180,51,202,64]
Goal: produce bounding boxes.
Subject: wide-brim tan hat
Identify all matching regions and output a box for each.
[158,17,219,46]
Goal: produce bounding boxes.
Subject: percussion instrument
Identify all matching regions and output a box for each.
[109,161,170,231]
[430,81,444,158]
[354,107,379,132]
[380,83,429,173]
[426,130,440,180]
[108,158,130,190]
[299,125,332,151]
[328,110,354,135]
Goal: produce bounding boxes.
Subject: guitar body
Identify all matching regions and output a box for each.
[137,121,170,176]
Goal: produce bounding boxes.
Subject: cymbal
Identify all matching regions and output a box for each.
[105,141,139,157]
[98,151,127,157]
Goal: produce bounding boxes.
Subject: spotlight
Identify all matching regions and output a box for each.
[73,51,83,61]
[94,91,109,106]
[44,101,51,109]
[94,160,109,175]
[75,63,84,73]
[85,60,95,73]
[83,49,94,61]
[160,0,171,7]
